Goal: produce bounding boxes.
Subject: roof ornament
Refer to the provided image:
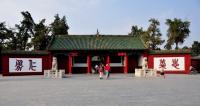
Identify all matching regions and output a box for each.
[96,29,100,37]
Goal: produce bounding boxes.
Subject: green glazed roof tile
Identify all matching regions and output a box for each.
[48,35,147,50]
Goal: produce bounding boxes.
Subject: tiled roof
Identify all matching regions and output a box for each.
[1,50,49,55]
[48,35,147,50]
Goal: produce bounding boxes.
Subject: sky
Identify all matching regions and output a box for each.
[0,0,200,48]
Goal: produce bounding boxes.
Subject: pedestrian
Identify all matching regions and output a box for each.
[142,58,148,77]
[105,63,110,79]
[160,67,165,79]
[94,64,99,74]
[98,64,104,79]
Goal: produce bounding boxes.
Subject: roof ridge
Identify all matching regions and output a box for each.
[139,36,148,49]
[46,35,55,50]
[55,35,140,37]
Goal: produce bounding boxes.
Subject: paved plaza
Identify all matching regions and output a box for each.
[0,74,200,106]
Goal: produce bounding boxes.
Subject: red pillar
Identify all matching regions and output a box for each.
[124,55,128,74]
[87,55,91,74]
[68,56,72,74]
[48,54,53,69]
[185,54,191,74]
[106,55,110,64]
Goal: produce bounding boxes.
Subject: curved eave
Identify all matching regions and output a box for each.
[48,48,147,51]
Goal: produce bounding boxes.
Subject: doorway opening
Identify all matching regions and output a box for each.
[91,56,106,74]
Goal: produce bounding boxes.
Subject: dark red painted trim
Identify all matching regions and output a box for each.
[118,52,126,56]
[69,52,78,56]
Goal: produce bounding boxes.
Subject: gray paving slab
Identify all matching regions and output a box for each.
[0,74,200,106]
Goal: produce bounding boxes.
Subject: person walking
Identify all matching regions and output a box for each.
[98,64,104,79]
[160,67,165,79]
[94,64,99,74]
[105,64,110,79]
[142,58,148,77]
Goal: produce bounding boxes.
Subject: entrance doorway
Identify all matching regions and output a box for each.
[92,55,125,73]
[91,56,106,74]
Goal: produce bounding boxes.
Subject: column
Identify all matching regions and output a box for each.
[68,55,72,74]
[106,55,110,64]
[87,55,91,74]
[124,55,128,74]
[48,54,53,69]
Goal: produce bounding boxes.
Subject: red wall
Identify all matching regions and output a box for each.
[191,59,200,72]
[148,54,191,74]
[2,54,52,76]
[1,51,192,75]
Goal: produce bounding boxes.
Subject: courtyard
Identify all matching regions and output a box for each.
[0,74,200,106]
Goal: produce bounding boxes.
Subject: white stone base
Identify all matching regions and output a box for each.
[44,69,65,78]
[135,69,157,77]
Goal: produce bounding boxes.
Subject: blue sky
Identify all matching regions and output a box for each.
[0,0,199,48]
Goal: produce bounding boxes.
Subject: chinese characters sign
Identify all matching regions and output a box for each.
[9,58,42,72]
[154,57,185,71]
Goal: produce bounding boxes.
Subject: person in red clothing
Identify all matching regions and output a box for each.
[105,64,111,79]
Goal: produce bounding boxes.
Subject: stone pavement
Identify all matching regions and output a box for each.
[0,74,200,106]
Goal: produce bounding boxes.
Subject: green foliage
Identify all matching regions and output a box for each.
[11,11,36,50]
[1,12,70,50]
[165,18,190,50]
[0,22,8,45]
[0,22,14,49]
[182,46,189,50]
[143,18,164,50]
[191,41,200,56]
[129,25,144,37]
[50,14,69,36]
[31,19,50,50]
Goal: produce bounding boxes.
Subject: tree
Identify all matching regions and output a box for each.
[143,18,164,50]
[50,14,69,36]
[165,18,190,50]
[13,11,35,50]
[31,19,50,50]
[6,33,18,50]
[0,22,9,48]
[164,37,173,50]
[128,25,144,37]
[182,46,189,50]
[0,22,14,49]
[191,41,200,56]
[1,12,71,50]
